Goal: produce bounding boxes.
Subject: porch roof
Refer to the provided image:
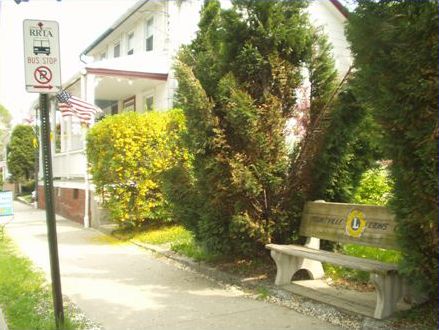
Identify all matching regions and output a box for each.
[85,52,169,81]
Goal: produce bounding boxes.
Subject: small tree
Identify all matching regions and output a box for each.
[6,125,36,193]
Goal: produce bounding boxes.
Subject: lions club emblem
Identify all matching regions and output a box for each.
[345,209,367,238]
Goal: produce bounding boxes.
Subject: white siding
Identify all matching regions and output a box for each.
[89,2,170,61]
[308,0,352,77]
[168,0,202,56]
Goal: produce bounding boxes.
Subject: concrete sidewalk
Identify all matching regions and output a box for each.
[5,202,341,330]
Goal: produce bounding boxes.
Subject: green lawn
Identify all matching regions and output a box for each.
[0,236,83,329]
[113,224,216,262]
[324,244,402,283]
[21,194,34,204]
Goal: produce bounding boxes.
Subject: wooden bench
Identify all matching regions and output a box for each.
[266,201,403,319]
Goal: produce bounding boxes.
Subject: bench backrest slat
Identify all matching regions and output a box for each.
[299,201,399,250]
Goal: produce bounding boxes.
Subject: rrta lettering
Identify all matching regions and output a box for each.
[30,29,53,37]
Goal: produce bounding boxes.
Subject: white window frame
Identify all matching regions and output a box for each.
[143,94,154,112]
[127,31,135,55]
[113,41,121,58]
[145,17,154,52]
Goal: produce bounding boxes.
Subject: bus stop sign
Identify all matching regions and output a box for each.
[23,19,61,93]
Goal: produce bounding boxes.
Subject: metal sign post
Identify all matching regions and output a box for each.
[39,94,64,328]
[23,19,64,328]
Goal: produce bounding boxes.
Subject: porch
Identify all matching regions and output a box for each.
[51,52,171,180]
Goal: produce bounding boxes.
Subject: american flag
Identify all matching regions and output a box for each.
[56,90,101,124]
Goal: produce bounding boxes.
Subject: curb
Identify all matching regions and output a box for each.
[0,307,8,330]
[99,227,397,330]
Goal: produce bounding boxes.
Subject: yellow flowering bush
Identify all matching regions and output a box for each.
[87,110,188,226]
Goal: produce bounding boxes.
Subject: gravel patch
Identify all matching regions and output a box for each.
[64,296,103,330]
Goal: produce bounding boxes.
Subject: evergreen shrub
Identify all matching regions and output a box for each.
[347,0,438,297]
[7,125,36,186]
[166,0,340,255]
[311,86,384,203]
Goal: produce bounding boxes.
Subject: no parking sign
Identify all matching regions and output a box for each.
[23,19,61,93]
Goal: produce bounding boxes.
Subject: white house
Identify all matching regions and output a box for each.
[33,0,351,227]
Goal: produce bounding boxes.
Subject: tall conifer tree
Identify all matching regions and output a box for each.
[168,0,339,254]
[347,0,438,296]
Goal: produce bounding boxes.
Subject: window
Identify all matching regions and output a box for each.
[145,18,153,51]
[123,96,136,112]
[113,42,120,58]
[145,96,154,111]
[99,52,106,60]
[111,103,118,115]
[127,32,134,55]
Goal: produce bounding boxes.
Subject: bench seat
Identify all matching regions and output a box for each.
[266,242,403,319]
[266,243,398,274]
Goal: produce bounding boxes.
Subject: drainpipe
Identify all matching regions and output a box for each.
[79,53,88,65]
[83,139,90,228]
[81,70,90,228]
[82,71,96,229]
[80,57,90,228]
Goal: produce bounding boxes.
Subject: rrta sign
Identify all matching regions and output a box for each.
[23,19,61,93]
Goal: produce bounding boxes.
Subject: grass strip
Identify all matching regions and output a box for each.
[113,224,217,262]
[0,236,83,329]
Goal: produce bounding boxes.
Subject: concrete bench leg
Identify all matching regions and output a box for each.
[297,258,325,280]
[302,237,324,280]
[270,250,299,285]
[370,272,402,319]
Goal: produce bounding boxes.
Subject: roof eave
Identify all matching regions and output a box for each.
[81,0,149,56]
[329,0,349,18]
[85,67,168,81]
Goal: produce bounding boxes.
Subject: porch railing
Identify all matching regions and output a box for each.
[52,149,86,179]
